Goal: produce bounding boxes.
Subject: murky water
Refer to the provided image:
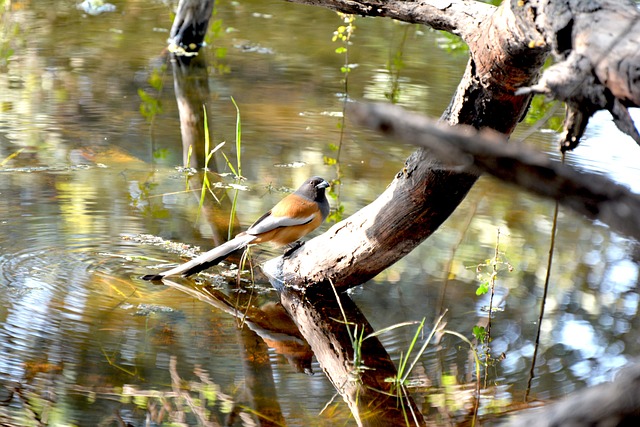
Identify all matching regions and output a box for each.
[1,0,639,425]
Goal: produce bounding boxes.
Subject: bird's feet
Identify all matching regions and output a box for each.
[283,240,305,257]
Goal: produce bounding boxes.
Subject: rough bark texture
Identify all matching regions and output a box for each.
[266,162,478,291]
[265,0,547,292]
[516,0,640,149]
[287,0,494,41]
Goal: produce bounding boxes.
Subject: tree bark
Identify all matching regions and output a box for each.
[265,0,640,292]
[169,0,215,53]
[286,0,494,41]
[515,0,640,149]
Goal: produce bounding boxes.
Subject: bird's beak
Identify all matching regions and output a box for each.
[317,180,330,189]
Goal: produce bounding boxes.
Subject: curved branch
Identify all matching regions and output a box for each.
[284,0,495,42]
[265,1,546,292]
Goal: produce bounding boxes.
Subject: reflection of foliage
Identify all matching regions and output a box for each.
[523,95,563,131]
[138,63,167,161]
[0,1,17,69]
[385,24,410,104]
[119,356,237,426]
[427,375,513,423]
[137,64,166,122]
[204,0,231,75]
[0,356,244,427]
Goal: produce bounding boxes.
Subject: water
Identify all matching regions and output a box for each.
[1,0,639,425]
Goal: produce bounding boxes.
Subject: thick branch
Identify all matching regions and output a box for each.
[264,2,546,291]
[503,363,640,426]
[285,0,495,42]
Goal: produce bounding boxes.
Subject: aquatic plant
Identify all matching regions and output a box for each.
[471,229,512,389]
[324,12,356,223]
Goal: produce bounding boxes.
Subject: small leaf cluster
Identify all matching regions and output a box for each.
[474,254,513,296]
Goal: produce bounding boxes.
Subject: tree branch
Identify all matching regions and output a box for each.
[502,363,640,426]
[516,0,640,149]
[265,1,547,292]
[284,0,495,42]
[349,102,640,241]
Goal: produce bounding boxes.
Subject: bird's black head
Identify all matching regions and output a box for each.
[296,176,330,202]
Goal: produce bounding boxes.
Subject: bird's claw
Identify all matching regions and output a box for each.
[283,240,305,257]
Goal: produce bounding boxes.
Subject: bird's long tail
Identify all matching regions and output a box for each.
[142,234,255,281]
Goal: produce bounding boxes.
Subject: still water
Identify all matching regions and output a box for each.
[1,0,639,425]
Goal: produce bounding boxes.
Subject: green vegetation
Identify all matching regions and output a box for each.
[225,96,244,238]
[522,96,564,133]
[204,0,231,75]
[385,23,410,104]
[138,65,165,123]
[0,8,16,69]
[470,230,512,389]
[324,12,357,223]
[381,314,447,426]
[319,229,516,425]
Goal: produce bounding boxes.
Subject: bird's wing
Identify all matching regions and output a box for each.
[246,211,315,236]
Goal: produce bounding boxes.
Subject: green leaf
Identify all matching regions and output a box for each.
[152,148,169,160]
[473,326,486,342]
[323,155,337,166]
[476,282,489,295]
[335,47,347,54]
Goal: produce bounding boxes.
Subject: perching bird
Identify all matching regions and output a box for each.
[142,176,330,281]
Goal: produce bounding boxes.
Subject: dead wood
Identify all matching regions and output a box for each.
[285,0,495,42]
[515,0,640,150]
[169,0,216,53]
[348,101,640,241]
[287,0,640,149]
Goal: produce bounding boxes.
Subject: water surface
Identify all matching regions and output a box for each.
[1,0,639,425]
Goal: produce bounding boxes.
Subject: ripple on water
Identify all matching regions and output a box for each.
[0,243,117,383]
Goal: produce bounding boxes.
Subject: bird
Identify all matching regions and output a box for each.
[142,176,330,281]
